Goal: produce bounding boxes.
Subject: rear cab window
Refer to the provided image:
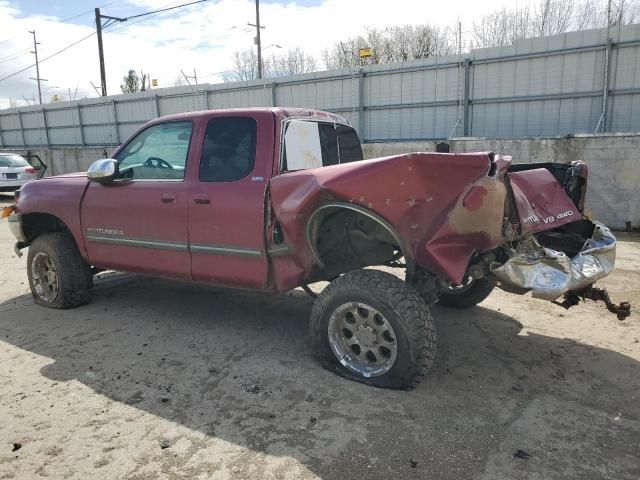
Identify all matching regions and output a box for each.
[282,120,363,171]
[0,155,29,167]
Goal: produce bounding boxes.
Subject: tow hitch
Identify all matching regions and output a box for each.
[555,286,631,320]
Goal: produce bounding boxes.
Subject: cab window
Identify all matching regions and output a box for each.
[116,121,192,180]
[199,117,257,182]
[283,120,363,171]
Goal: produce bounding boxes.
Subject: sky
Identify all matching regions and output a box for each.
[0,0,541,109]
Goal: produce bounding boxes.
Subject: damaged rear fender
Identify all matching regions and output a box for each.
[306,202,411,277]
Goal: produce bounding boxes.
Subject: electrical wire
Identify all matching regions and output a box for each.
[102,0,209,35]
[0,48,31,64]
[0,0,209,84]
[58,0,125,23]
[0,31,97,83]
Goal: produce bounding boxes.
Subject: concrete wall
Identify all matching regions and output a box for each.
[9,133,639,230]
[13,147,117,177]
[363,134,640,230]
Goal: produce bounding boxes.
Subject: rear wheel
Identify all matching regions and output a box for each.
[27,233,93,309]
[437,276,495,309]
[309,269,436,389]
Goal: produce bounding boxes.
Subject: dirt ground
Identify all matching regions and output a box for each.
[0,193,639,480]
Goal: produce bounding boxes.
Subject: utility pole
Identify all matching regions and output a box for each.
[28,30,46,104]
[94,1,208,97]
[95,8,108,96]
[248,0,264,79]
[95,8,127,96]
[255,0,262,79]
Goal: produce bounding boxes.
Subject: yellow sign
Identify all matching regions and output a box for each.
[359,48,373,58]
[152,79,158,87]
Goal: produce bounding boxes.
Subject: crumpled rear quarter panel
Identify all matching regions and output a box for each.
[269,152,509,288]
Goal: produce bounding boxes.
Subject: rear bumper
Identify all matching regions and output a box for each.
[0,179,30,191]
[491,221,616,300]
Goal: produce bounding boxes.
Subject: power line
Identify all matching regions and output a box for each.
[94,0,209,95]
[124,0,209,21]
[0,0,207,86]
[0,0,125,46]
[0,48,31,64]
[58,1,124,23]
[0,31,97,83]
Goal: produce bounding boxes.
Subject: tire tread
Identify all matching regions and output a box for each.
[309,269,436,389]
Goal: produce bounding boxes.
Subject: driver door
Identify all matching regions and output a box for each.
[80,121,193,279]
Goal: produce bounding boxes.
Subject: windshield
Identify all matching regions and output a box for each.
[0,155,28,167]
[283,120,363,171]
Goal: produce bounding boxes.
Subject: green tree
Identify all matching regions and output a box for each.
[120,69,141,93]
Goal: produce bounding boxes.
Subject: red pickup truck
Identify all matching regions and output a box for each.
[6,107,628,389]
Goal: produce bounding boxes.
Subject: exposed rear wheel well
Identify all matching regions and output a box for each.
[307,204,407,280]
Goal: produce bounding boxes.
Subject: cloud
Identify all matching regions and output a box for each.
[0,0,516,109]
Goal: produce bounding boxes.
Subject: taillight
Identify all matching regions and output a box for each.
[25,167,36,174]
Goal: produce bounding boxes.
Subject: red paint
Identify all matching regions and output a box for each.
[462,186,487,211]
[509,168,582,234]
[14,108,591,291]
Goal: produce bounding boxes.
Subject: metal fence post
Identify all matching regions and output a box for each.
[154,94,160,117]
[77,105,85,146]
[358,68,365,141]
[17,111,25,147]
[271,82,277,107]
[601,37,613,133]
[202,89,209,110]
[463,58,471,137]
[42,109,50,147]
[111,100,120,144]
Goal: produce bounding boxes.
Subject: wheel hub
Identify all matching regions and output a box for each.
[327,302,398,378]
[31,252,59,303]
[354,325,377,347]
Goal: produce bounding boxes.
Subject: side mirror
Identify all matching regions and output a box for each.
[87,159,119,183]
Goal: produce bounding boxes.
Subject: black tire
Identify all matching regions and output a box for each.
[437,277,495,309]
[27,232,93,309]
[309,269,436,389]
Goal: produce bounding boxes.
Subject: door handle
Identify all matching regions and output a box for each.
[161,193,177,203]
[193,195,210,205]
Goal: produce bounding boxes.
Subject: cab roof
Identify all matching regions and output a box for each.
[148,107,349,125]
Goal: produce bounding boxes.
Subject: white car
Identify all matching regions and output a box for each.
[0,153,39,192]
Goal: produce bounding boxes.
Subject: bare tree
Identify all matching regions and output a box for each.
[472,0,640,49]
[322,25,454,70]
[610,0,640,25]
[223,47,316,82]
[267,47,317,77]
[223,49,261,82]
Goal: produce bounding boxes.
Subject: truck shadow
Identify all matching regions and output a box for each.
[0,274,638,479]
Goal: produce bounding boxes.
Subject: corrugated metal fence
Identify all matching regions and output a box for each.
[1,24,639,148]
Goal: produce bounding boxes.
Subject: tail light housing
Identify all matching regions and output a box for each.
[25,167,36,174]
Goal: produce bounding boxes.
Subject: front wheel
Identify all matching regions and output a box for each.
[27,233,93,309]
[437,276,495,309]
[309,269,436,389]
